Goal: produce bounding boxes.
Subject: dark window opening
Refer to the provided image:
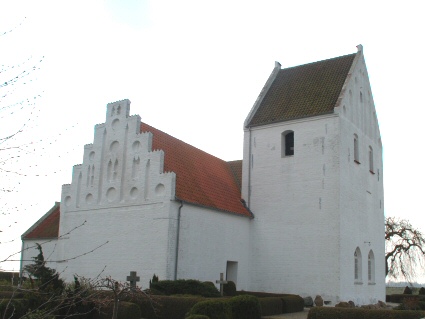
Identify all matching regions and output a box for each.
[285,132,294,156]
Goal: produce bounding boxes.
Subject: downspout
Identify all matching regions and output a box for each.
[19,239,24,286]
[174,200,183,280]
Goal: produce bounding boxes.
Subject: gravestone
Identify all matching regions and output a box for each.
[126,271,140,291]
[216,272,227,296]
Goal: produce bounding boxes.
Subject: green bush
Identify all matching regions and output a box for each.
[188,300,231,319]
[0,272,19,284]
[307,307,425,319]
[157,296,203,319]
[281,295,304,313]
[0,299,29,319]
[186,315,210,319]
[93,301,141,319]
[419,287,425,295]
[0,290,25,298]
[236,290,286,298]
[223,281,236,296]
[228,295,261,319]
[259,297,282,316]
[388,295,425,303]
[404,286,413,294]
[150,279,220,297]
[23,309,55,319]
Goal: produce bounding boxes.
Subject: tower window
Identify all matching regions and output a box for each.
[354,134,360,163]
[369,146,374,173]
[281,131,294,157]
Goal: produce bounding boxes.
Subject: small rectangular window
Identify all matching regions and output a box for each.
[281,131,294,157]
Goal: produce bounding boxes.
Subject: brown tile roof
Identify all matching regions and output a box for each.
[247,53,356,127]
[141,124,251,217]
[22,203,60,239]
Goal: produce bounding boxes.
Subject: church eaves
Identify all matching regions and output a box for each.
[247,53,356,127]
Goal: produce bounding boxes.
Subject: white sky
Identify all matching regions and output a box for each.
[1,0,424,278]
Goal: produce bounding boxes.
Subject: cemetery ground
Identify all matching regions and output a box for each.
[3,269,425,319]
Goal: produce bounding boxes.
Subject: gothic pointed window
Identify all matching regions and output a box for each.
[354,247,362,283]
[368,250,375,283]
[281,130,294,157]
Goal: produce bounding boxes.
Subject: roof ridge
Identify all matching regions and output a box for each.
[281,52,356,71]
[141,122,229,163]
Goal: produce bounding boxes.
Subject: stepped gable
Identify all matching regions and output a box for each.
[247,53,356,127]
[141,123,251,217]
[22,203,60,239]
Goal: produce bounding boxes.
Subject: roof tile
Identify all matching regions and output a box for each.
[248,53,356,127]
[142,123,250,217]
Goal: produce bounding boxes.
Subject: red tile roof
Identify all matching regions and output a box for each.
[23,124,251,240]
[22,202,60,239]
[141,124,251,217]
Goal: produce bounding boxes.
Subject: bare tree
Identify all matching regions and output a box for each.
[0,17,44,237]
[385,216,425,282]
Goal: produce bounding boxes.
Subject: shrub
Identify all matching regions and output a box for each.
[307,307,425,319]
[259,297,282,316]
[228,295,261,319]
[188,300,231,319]
[23,309,55,319]
[419,287,425,295]
[223,281,236,296]
[150,279,220,297]
[388,294,425,303]
[0,299,29,319]
[404,286,413,294]
[157,296,203,319]
[93,301,140,319]
[281,295,304,313]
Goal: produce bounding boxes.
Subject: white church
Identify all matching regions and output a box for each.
[21,45,385,305]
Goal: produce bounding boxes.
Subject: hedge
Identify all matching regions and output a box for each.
[93,301,141,319]
[186,316,210,319]
[307,307,425,319]
[388,295,425,303]
[188,299,232,319]
[258,297,282,316]
[150,279,220,297]
[228,295,261,319]
[281,294,304,313]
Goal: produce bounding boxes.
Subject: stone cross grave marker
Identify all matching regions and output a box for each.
[126,271,140,291]
[216,272,227,296]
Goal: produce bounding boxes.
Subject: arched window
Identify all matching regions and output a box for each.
[369,146,374,173]
[368,250,375,283]
[354,134,359,163]
[354,247,362,282]
[281,130,294,157]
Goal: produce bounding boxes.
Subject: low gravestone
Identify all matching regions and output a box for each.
[303,296,314,307]
[314,295,324,307]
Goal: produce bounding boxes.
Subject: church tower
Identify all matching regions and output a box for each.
[242,45,385,304]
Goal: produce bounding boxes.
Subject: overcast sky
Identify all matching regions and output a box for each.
[1,0,424,278]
